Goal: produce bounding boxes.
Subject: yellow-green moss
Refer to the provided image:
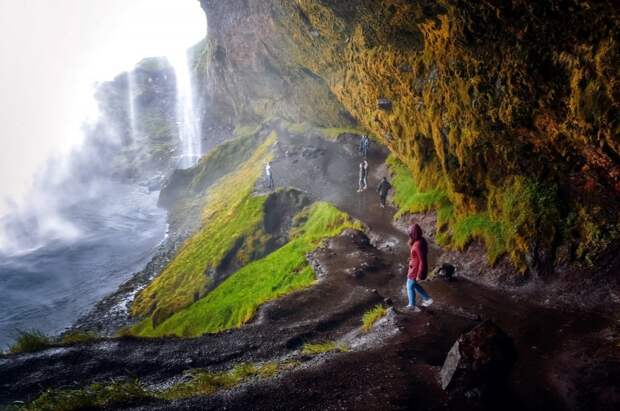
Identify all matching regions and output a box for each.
[131,133,277,325]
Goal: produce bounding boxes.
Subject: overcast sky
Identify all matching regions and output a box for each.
[0,0,206,215]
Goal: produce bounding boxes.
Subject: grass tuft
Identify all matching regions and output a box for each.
[18,362,298,410]
[9,330,52,354]
[17,381,150,411]
[301,341,349,355]
[362,305,388,333]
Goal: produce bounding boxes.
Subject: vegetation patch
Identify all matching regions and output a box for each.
[15,381,150,411]
[8,330,53,354]
[6,330,100,355]
[388,156,565,269]
[131,133,276,326]
[132,202,361,337]
[16,362,297,410]
[301,341,349,355]
[362,305,388,333]
[387,155,449,220]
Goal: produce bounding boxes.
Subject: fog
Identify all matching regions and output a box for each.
[0,0,205,215]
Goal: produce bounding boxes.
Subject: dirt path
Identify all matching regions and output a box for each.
[1,129,618,410]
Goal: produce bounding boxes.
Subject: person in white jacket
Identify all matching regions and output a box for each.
[265,162,274,189]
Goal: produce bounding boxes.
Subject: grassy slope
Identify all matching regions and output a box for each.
[131,133,277,324]
[132,202,361,337]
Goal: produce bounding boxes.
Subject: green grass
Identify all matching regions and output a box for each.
[16,381,150,411]
[451,213,506,263]
[18,362,297,410]
[132,202,361,337]
[59,331,99,346]
[9,330,52,354]
[131,133,276,325]
[160,362,292,400]
[387,155,449,219]
[362,305,388,333]
[301,341,349,355]
[6,330,101,355]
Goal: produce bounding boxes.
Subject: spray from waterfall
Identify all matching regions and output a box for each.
[170,49,201,169]
[127,70,138,143]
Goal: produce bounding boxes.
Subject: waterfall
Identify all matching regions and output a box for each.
[169,49,201,169]
[127,70,138,143]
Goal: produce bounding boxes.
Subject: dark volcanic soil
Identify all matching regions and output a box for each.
[1,128,619,411]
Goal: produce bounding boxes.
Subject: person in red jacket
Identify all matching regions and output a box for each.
[406,223,433,312]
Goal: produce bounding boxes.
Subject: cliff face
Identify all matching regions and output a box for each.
[197,0,619,272]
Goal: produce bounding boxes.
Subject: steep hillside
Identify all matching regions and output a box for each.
[197,0,620,274]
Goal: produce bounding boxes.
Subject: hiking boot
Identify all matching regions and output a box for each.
[422,298,434,307]
[405,305,421,312]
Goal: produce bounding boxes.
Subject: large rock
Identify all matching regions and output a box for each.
[440,321,517,394]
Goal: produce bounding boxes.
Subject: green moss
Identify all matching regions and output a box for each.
[361,305,387,333]
[451,213,506,263]
[301,341,349,355]
[132,202,361,337]
[387,155,449,219]
[131,133,277,325]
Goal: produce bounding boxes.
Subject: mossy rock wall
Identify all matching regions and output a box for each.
[198,0,620,270]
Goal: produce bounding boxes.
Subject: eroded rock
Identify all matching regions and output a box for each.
[440,320,517,394]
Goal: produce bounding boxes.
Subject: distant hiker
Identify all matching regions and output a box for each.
[405,223,433,312]
[358,160,369,192]
[376,177,392,208]
[265,161,274,189]
[359,135,370,158]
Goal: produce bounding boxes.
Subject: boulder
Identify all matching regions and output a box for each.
[440,321,517,394]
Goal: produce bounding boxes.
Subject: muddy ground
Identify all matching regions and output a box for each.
[1,128,619,410]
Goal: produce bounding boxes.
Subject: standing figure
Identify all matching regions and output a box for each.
[358,160,369,192]
[265,161,274,189]
[405,223,433,312]
[376,177,392,208]
[359,135,370,158]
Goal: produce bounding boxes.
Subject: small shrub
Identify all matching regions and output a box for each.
[9,330,52,354]
[362,305,388,333]
[301,341,349,355]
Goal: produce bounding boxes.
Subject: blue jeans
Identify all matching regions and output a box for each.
[406,278,430,306]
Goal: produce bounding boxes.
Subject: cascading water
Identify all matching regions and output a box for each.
[127,70,138,142]
[170,50,201,169]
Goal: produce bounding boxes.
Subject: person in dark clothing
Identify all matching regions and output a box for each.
[405,223,433,311]
[359,135,370,158]
[376,177,392,208]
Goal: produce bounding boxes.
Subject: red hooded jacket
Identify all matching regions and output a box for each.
[407,224,428,280]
